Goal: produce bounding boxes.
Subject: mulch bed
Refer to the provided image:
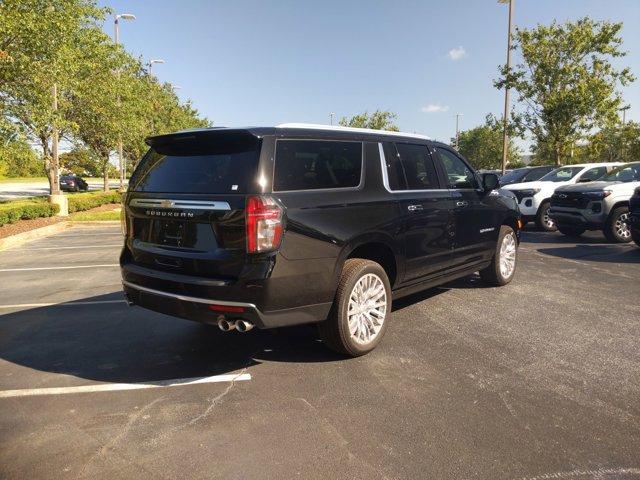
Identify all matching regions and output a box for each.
[0,203,120,239]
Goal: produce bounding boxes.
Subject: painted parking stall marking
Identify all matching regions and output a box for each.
[0,372,252,398]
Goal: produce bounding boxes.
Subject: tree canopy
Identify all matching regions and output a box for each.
[455,116,522,170]
[339,110,399,131]
[495,17,634,165]
[0,0,208,191]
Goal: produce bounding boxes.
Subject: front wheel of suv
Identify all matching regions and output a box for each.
[557,225,586,237]
[604,206,632,243]
[480,225,518,286]
[318,258,391,357]
[535,201,557,232]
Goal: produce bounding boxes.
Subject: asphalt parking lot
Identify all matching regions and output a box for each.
[0,225,639,480]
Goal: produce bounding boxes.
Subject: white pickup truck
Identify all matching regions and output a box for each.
[502,163,622,231]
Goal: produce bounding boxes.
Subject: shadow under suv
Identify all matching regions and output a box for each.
[121,124,522,356]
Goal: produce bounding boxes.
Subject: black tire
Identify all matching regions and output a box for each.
[557,225,586,237]
[535,201,556,232]
[603,206,632,243]
[318,258,391,357]
[480,225,518,286]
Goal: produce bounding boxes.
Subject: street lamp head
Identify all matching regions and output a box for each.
[149,59,166,65]
[497,0,510,4]
[116,13,136,21]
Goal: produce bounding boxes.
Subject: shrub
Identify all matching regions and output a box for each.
[67,191,122,213]
[0,199,59,226]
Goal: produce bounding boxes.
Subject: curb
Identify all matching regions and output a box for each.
[0,221,120,251]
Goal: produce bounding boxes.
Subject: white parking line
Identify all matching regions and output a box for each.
[15,244,122,251]
[0,300,126,309]
[0,264,119,272]
[0,373,252,398]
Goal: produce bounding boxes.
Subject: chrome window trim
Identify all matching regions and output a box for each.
[123,281,259,310]
[378,142,444,194]
[129,198,231,211]
[272,139,365,193]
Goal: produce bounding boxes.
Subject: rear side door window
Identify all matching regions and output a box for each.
[381,142,441,190]
[273,140,362,191]
[578,166,606,182]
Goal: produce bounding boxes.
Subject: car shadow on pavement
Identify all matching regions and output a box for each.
[0,292,344,386]
[536,244,640,263]
[520,230,614,245]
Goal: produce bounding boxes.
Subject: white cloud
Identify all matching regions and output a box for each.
[448,46,467,61]
[421,104,450,113]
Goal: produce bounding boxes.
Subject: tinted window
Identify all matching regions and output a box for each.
[436,148,478,189]
[523,167,553,182]
[602,163,640,182]
[382,142,405,190]
[274,140,362,191]
[394,143,440,190]
[579,166,606,182]
[131,138,260,194]
[500,168,527,184]
[539,166,583,182]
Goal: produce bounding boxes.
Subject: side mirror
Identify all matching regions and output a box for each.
[482,173,500,191]
[577,177,592,183]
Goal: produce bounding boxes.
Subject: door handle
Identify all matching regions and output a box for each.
[456,201,469,207]
[407,204,423,212]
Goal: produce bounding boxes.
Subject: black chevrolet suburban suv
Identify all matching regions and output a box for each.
[121,124,522,356]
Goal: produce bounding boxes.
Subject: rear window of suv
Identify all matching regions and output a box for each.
[130,135,260,194]
[274,140,362,191]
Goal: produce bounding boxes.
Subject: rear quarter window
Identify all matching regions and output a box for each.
[273,140,362,191]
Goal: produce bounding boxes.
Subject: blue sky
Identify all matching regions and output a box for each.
[101,0,640,151]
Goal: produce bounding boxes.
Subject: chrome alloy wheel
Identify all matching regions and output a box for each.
[542,209,555,229]
[616,213,631,239]
[347,273,387,345]
[499,232,517,279]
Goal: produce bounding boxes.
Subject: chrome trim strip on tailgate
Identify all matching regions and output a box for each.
[122,280,258,309]
[129,198,231,211]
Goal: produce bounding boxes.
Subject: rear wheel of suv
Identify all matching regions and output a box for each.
[480,225,518,286]
[557,225,585,237]
[535,201,556,232]
[604,206,632,243]
[318,258,391,357]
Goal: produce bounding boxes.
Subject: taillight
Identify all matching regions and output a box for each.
[246,196,283,253]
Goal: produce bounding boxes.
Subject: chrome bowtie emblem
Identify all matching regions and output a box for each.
[160,199,174,208]
[559,194,567,198]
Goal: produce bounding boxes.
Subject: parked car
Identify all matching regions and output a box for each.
[549,162,640,242]
[502,162,622,231]
[499,166,556,186]
[120,124,522,356]
[627,186,640,247]
[59,174,89,192]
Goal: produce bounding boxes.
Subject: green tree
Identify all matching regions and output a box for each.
[339,110,399,131]
[59,147,101,176]
[455,116,522,169]
[579,121,640,163]
[495,18,635,166]
[0,0,108,192]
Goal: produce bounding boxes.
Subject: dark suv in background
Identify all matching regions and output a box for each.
[121,124,522,356]
[59,174,89,192]
[499,166,555,186]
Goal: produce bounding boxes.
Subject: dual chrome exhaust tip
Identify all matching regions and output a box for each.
[217,316,254,333]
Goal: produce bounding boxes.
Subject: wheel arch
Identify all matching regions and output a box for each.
[335,234,401,289]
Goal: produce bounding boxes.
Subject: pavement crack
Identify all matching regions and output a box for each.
[188,367,247,426]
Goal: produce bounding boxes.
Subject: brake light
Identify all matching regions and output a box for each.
[208,304,245,313]
[246,196,283,253]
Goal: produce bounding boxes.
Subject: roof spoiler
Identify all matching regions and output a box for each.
[145,128,260,148]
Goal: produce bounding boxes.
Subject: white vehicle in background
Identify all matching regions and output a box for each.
[549,162,640,243]
[502,162,622,231]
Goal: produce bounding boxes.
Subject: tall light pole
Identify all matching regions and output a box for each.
[499,0,514,174]
[148,59,166,76]
[455,113,463,150]
[114,13,136,190]
[330,113,335,126]
[619,105,631,159]
[620,105,630,126]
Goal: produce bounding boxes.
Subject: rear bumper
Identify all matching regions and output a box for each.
[123,279,331,329]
